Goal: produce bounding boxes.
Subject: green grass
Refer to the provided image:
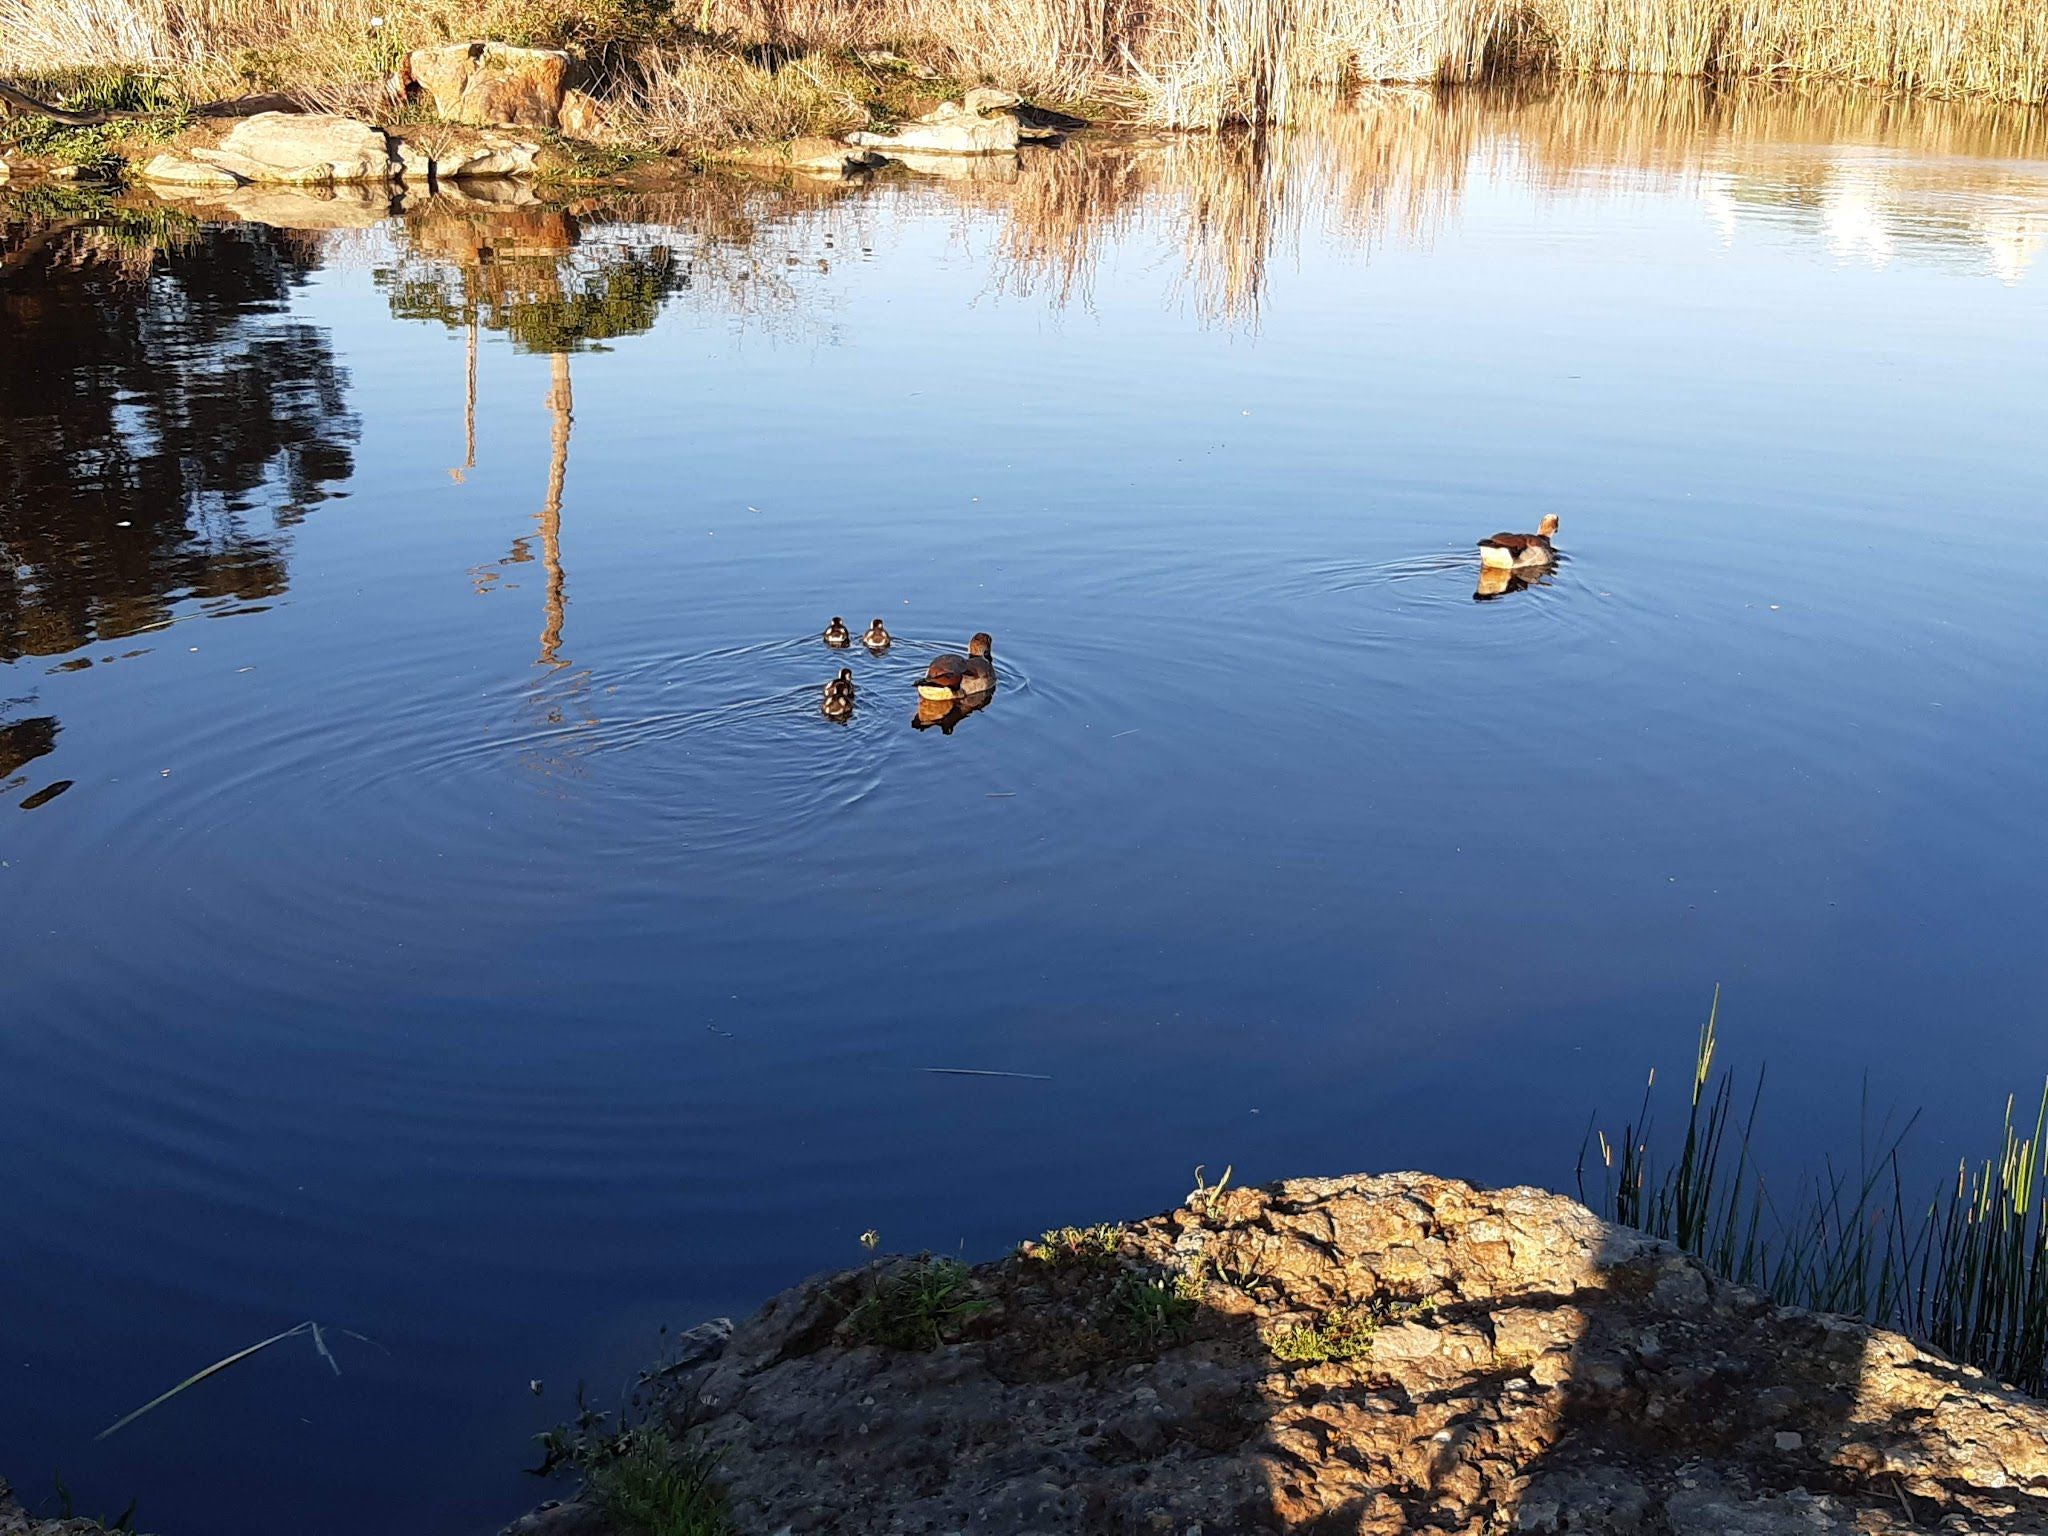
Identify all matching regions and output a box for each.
[1027,1223,1124,1269]
[844,1256,991,1350]
[1581,988,2048,1397]
[532,1402,730,1536]
[591,1426,733,1536]
[1108,1271,1198,1349]
[0,71,189,168]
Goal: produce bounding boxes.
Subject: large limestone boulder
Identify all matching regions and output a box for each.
[406,41,570,130]
[193,113,394,184]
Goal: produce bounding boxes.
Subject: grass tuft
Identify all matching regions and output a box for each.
[590,1425,734,1536]
[1027,1223,1124,1269]
[1108,1270,1199,1348]
[844,1256,992,1350]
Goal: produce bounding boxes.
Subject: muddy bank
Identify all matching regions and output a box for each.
[518,1172,2048,1534]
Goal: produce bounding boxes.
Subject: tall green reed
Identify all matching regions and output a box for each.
[1581,988,2048,1397]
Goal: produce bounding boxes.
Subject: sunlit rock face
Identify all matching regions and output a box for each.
[405,41,572,131]
[516,1173,2048,1535]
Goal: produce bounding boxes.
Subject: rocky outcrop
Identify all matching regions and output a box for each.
[517,1172,2048,1534]
[0,1478,131,1536]
[404,42,571,130]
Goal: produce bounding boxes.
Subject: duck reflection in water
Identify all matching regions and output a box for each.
[911,686,997,735]
[1473,565,1553,601]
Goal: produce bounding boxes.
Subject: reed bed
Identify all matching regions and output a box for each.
[1583,989,2048,1398]
[3,0,2046,137]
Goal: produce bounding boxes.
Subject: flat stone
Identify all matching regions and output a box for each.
[139,151,244,187]
[849,106,1020,156]
[197,113,394,184]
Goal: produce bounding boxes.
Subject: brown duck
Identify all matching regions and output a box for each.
[1478,514,1559,570]
[917,633,995,701]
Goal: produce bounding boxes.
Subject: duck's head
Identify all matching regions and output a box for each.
[1538,514,1560,537]
[829,616,846,628]
[868,619,887,633]
[969,632,993,657]
[838,667,854,683]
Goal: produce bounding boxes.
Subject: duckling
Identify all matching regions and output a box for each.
[1478,513,1560,570]
[862,619,892,653]
[917,632,995,701]
[821,667,856,720]
[823,616,852,648]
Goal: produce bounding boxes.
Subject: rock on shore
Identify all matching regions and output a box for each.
[518,1172,2048,1534]
[0,1480,129,1536]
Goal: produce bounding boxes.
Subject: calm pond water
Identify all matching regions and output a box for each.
[4,81,2048,1533]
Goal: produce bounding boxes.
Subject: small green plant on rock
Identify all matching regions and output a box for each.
[1109,1271,1198,1349]
[1191,1162,1234,1217]
[532,1402,731,1536]
[1264,1296,1436,1365]
[1028,1223,1124,1269]
[1210,1239,1274,1296]
[845,1256,991,1350]
[591,1424,733,1536]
